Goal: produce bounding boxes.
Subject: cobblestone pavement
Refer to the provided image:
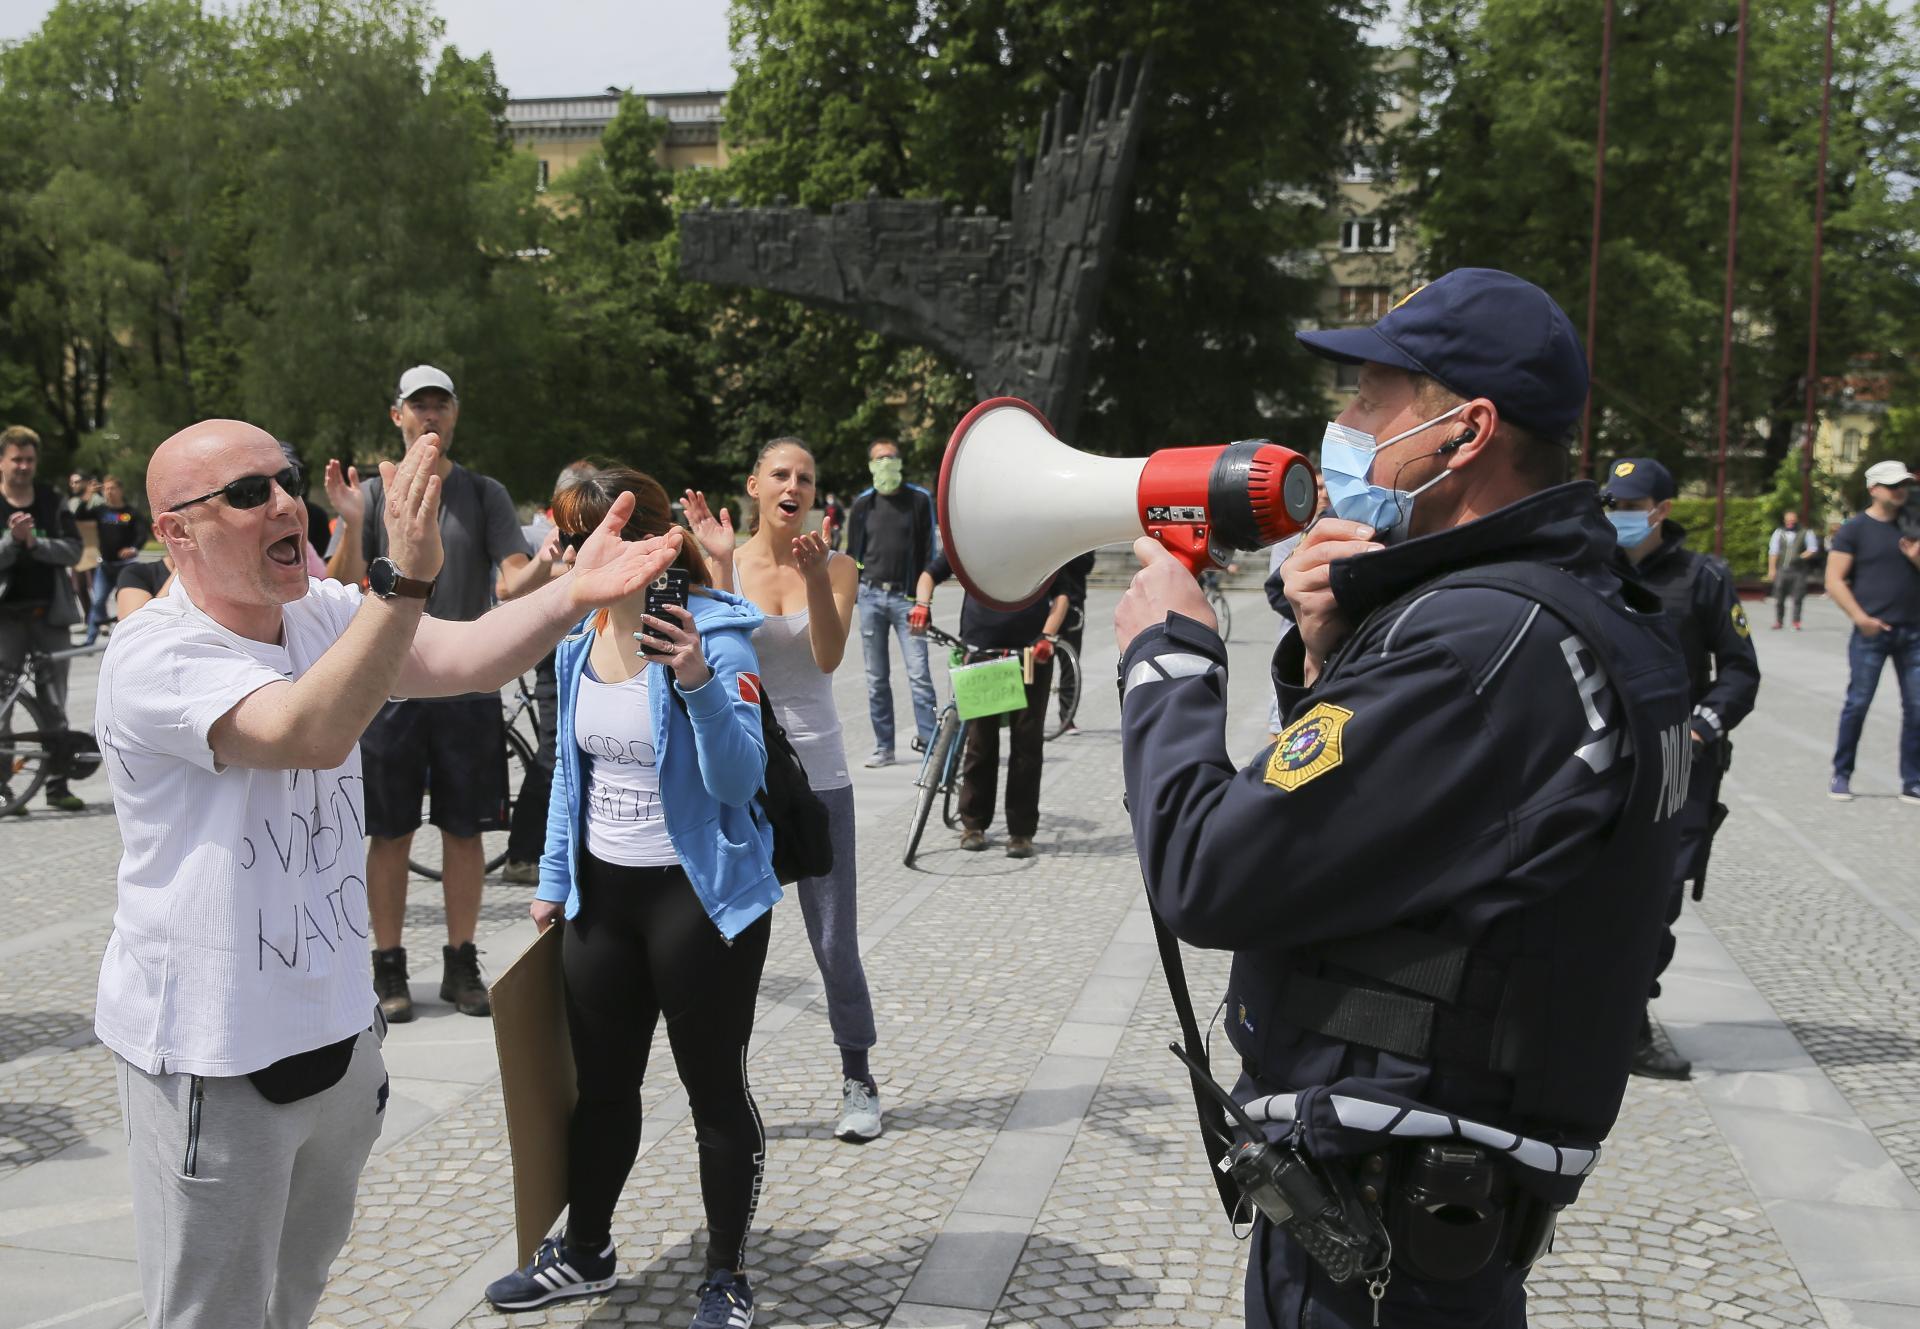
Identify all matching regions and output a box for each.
[4,583,1918,1329]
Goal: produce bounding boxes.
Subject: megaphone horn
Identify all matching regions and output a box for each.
[937,397,1318,611]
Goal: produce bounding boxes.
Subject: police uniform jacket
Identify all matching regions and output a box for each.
[1630,520,1760,745]
[1119,483,1693,1201]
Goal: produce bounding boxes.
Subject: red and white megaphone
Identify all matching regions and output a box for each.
[936,397,1319,611]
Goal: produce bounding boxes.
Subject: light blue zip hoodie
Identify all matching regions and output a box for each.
[536,588,782,939]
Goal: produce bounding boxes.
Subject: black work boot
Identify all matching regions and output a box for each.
[1630,1013,1691,1080]
[441,942,492,1017]
[373,946,415,1024]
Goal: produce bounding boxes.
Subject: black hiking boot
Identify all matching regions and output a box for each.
[441,942,491,1017]
[373,946,415,1024]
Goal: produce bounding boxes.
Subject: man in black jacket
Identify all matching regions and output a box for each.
[1116,270,1692,1327]
[0,425,86,812]
[1603,457,1761,1079]
[847,439,939,766]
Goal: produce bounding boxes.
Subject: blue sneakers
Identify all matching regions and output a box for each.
[485,1235,616,1311]
[691,1269,755,1328]
[1829,775,1854,801]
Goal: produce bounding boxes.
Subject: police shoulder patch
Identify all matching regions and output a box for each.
[1730,603,1750,639]
[1264,702,1353,792]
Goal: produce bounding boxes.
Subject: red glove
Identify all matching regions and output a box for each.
[1031,636,1055,664]
[909,603,931,635]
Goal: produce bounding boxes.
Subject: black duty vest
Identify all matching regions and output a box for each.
[1232,561,1692,1156]
[1639,551,1713,701]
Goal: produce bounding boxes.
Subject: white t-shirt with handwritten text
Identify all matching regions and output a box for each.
[576,665,678,867]
[93,576,375,1077]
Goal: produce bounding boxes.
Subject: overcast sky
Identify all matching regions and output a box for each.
[0,0,738,96]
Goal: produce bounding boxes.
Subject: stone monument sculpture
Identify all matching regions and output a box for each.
[679,54,1150,443]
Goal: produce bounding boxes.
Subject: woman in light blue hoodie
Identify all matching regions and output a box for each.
[487,467,778,1329]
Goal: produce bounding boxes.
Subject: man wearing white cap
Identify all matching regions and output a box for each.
[1825,458,1920,801]
[327,365,545,1019]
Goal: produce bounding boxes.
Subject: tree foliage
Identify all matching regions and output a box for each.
[1393,0,1920,492]
[707,0,1382,479]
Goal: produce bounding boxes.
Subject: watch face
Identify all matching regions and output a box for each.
[369,557,395,597]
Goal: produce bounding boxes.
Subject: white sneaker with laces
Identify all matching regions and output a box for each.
[835,1078,883,1142]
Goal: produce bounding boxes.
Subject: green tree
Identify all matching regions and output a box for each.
[1393,0,1920,491]
[700,0,1381,477]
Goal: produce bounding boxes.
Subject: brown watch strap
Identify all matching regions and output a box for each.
[390,573,434,600]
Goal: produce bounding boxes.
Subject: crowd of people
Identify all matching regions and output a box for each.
[11,304,1920,1328]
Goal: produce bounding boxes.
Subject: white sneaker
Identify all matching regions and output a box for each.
[835,1078,883,1142]
[863,750,895,769]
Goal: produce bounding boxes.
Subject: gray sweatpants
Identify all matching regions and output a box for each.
[116,1027,387,1329]
[796,783,877,1051]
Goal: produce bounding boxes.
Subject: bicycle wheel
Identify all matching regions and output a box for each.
[0,688,55,816]
[1044,640,1082,742]
[408,725,534,881]
[1207,589,1233,642]
[905,710,960,868]
[941,715,967,828]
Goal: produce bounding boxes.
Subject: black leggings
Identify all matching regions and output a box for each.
[562,852,771,1272]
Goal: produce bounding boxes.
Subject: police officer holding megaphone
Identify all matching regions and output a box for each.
[1104,269,1694,1326]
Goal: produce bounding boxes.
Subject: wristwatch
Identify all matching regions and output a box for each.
[367,556,435,601]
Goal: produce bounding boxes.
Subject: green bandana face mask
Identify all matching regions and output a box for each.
[870,456,904,494]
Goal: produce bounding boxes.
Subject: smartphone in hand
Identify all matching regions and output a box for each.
[639,568,692,657]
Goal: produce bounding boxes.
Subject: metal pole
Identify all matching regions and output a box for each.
[1579,0,1617,480]
[1714,0,1752,558]
[1801,0,1838,521]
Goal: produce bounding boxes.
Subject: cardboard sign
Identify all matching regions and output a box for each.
[489,924,577,1268]
[950,655,1027,720]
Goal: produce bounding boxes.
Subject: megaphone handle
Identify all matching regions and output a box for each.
[1149,525,1214,575]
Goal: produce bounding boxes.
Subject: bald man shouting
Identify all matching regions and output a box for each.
[92,420,682,1329]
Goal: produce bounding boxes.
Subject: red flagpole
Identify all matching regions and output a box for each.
[1801,0,1838,521]
[1578,0,1617,481]
[1714,0,1752,558]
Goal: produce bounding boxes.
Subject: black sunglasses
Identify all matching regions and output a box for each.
[558,530,590,554]
[168,466,306,514]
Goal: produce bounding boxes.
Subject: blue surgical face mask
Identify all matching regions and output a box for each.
[1318,403,1469,541]
[1605,510,1654,549]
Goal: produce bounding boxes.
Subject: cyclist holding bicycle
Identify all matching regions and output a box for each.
[1,425,86,813]
[912,554,1069,858]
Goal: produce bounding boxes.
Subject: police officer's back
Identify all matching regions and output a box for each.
[1114,270,1694,1328]
[1602,459,1760,1080]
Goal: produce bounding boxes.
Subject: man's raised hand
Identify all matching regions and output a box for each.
[568,491,684,610]
[377,436,443,583]
[324,459,365,530]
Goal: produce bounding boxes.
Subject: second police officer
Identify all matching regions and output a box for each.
[1115,269,1695,1327]
[1601,458,1760,1081]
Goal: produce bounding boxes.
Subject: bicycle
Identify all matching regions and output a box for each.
[0,636,107,817]
[1043,605,1083,742]
[1198,567,1234,642]
[406,672,541,881]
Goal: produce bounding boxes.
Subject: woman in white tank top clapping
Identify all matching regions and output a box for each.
[684,439,885,1143]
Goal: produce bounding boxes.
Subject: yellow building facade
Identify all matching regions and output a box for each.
[506,90,728,193]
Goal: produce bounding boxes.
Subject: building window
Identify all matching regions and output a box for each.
[1337,286,1393,323]
[1341,152,1376,184]
[1340,219,1393,253]
[1842,428,1863,464]
[537,159,550,192]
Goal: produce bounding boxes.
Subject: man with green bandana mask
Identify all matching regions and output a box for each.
[846,439,938,765]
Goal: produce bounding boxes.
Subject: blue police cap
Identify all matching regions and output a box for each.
[1298,268,1589,438]
[1600,457,1676,502]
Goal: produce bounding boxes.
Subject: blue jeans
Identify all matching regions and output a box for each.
[857,584,936,753]
[85,561,119,638]
[1832,624,1920,787]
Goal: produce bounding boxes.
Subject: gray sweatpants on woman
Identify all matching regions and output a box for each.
[796,783,877,1052]
[116,1027,387,1329]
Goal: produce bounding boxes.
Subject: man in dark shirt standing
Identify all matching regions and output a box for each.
[846,439,938,767]
[327,366,536,1020]
[83,474,151,645]
[912,554,1069,857]
[0,425,86,812]
[1825,459,1920,801]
